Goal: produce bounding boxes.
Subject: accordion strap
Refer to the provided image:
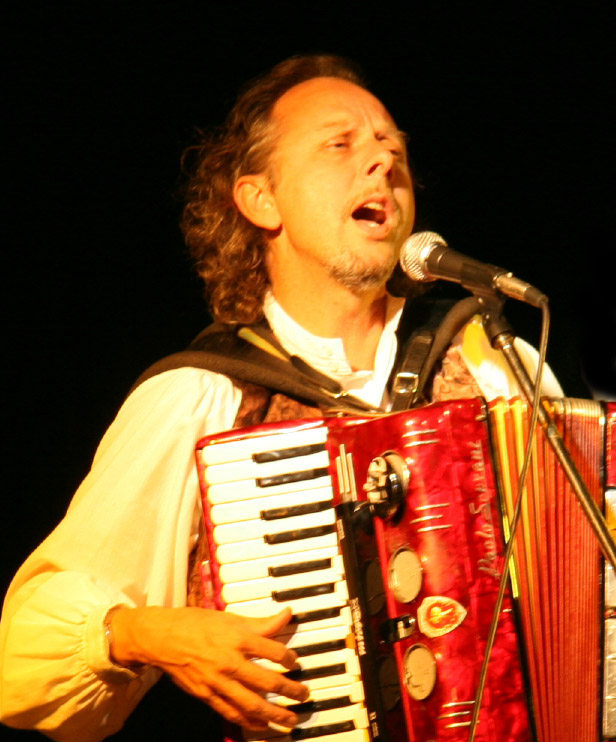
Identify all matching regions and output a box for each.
[390,294,481,409]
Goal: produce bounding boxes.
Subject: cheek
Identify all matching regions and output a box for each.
[281,178,344,231]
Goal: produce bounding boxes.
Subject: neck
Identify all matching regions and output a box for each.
[271,280,389,371]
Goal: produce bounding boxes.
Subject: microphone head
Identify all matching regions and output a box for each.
[399,231,448,282]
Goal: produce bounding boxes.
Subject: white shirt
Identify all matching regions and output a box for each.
[0,294,561,741]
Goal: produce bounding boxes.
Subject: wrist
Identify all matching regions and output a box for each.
[104,606,145,669]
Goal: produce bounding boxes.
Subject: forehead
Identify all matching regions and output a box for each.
[271,77,400,142]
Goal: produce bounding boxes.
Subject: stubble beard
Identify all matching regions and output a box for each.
[327,248,397,294]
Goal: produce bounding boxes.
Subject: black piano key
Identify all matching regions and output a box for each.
[261,500,332,521]
[269,558,332,577]
[264,524,335,545]
[257,467,329,488]
[290,607,341,624]
[253,443,326,463]
[291,721,355,740]
[285,663,346,681]
[294,639,347,657]
[287,696,352,714]
[272,583,334,602]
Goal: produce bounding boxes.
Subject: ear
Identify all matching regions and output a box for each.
[233,174,281,231]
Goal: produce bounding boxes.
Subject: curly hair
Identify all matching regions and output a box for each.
[181,54,367,325]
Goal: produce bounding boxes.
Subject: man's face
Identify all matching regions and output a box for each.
[265,76,415,294]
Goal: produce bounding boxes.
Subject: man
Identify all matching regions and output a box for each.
[0,55,561,741]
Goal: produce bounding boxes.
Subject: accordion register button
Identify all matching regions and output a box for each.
[403,644,437,701]
[363,451,408,519]
[388,547,422,603]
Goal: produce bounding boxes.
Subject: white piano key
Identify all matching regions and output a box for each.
[245,705,367,741]
[275,606,352,639]
[213,507,335,546]
[296,703,369,730]
[207,474,332,505]
[222,565,344,604]
[255,648,358,674]
[219,546,340,583]
[267,680,365,707]
[247,730,370,742]
[277,623,349,651]
[225,580,348,617]
[299,668,362,694]
[199,426,328,466]
[215,531,338,564]
[204,450,330,486]
[210,487,333,525]
[299,649,358,673]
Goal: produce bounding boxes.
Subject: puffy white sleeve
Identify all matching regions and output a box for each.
[0,368,241,741]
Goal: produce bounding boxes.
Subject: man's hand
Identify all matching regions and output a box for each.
[109,605,309,731]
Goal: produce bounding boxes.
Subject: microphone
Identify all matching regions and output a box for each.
[399,231,547,307]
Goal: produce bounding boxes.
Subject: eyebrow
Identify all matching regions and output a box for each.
[315,120,408,144]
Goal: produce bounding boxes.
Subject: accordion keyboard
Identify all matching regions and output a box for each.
[198,423,370,742]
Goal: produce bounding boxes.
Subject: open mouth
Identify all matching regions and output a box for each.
[352,201,388,226]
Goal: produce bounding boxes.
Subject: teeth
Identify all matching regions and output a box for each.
[363,201,385,210]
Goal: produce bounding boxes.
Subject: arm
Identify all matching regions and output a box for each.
[1,368,306,740]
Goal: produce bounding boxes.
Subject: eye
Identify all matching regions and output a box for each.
[327,132,352,150]
[377,133,407,161]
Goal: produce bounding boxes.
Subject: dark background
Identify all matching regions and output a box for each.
[4,3,614,739]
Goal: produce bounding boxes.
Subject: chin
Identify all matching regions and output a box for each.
[330,257,395,293]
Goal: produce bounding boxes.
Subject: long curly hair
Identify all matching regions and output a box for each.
[181,54,367,324]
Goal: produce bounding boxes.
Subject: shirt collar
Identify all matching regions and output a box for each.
[263,291,405,408]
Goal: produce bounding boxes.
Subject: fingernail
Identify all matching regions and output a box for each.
[268,721,294,734]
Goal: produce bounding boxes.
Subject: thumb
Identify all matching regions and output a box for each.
[243,608,293,637]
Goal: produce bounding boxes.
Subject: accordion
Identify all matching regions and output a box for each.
[194,397,616,742]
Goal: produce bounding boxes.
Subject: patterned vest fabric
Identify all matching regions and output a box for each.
[185,343,482,607]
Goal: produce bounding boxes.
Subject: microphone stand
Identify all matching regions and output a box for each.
[466,292,615,742]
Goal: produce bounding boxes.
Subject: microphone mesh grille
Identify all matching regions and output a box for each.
[399,231,448,281]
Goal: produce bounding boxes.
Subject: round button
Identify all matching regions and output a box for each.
[389,547,422,603]
[403,644,437,700]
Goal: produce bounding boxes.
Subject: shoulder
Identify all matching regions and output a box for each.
[92,368,242,466]
[457,316,563,401]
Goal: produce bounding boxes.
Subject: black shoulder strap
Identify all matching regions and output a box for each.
[390,293,481,410]
[129,322,376,413]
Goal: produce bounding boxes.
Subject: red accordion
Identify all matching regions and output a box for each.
[194,398,616,742]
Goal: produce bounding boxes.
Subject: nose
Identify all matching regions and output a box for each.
[366,140,395,180]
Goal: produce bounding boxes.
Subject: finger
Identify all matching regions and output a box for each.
[171,668,287,731]
[225,657,309,703]
[212,676,301,730]
[243,634,300,670]
[242,607,294,637]
[207,692,270,732]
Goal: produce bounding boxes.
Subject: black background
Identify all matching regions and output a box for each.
[3,2,614,739]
